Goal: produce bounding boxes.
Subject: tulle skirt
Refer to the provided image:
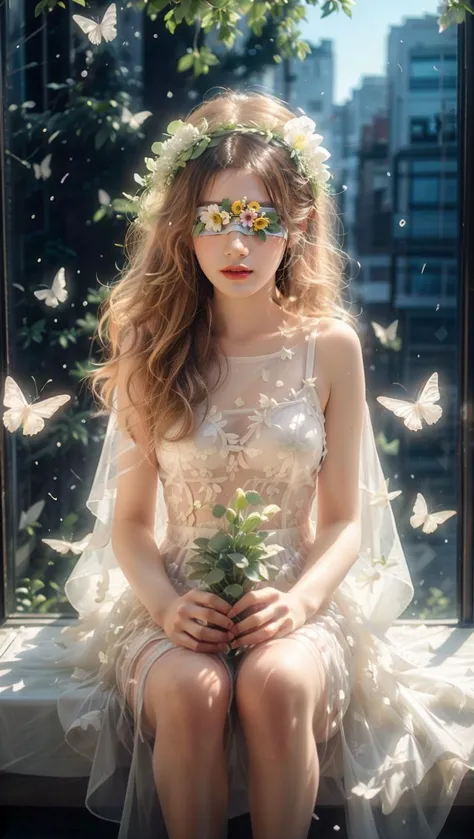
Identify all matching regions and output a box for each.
[55,524,474,839]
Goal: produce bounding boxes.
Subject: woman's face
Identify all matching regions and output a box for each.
[192,169,289,299]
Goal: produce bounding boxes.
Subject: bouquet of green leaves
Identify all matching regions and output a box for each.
[186,488,285,658]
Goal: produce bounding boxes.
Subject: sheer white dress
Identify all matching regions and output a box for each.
[26,320,474,839]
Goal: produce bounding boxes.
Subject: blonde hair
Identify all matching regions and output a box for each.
[87,89,349,462]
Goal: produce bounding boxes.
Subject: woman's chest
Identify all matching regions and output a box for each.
[156,383,327,480]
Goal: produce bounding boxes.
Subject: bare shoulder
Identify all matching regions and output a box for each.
[314,316,362,357]
[317,317,364,385]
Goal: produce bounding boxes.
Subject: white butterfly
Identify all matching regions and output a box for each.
[368,479,402,507]
[376,372,442,432]
[19,500,45,531]
[34,267,68,308]
[121,106,152,130]
[2,376,71,436]
[33,154,52,180]
[410,492,456,534]
[42,533,93,555]
[351,777,384,800]
[73,3,117,45]
[371,319,399,347]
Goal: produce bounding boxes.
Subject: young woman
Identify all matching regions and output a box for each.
[51,90,474,839]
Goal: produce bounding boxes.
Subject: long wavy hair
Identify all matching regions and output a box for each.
[87,89,349,462]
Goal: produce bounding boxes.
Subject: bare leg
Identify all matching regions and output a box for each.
[234,638,330,839]
[129,645,232,839]
[244,711,319,839]
[152,718,229,839]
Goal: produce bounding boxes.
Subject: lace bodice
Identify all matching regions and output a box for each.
[155,322,327,530]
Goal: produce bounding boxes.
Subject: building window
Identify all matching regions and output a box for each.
[411,175,458,205]
[409,54,457,90]
[410,112,457,144]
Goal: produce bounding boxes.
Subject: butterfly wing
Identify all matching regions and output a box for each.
[51,267,68,304]
[22,394,71,436]
[423,509,456,534]
[417,372,442,426]
[34,288,57,307]
[34,288,50,301]
[33,163,41,180]
[42,538,74,555]
[3,376,28,410]
[19,500,45,531]
[386,319,399,343]
[410,493,428,530]
[98,189,111,206]
[99,3,118,42]
[73,14,103,45]
[40,154,52,179]
[371,321,387,345]
[376,395,422,431]
[74,532,94,553]
[369,478,402,507]
[3,376,29,432]
[130,110,152,129]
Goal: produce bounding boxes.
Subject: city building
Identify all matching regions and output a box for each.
[270,40,335,147]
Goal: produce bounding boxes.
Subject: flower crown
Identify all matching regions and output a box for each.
[134,115,331,209]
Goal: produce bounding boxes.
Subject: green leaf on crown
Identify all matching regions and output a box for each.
[190,137,211,159]
[167,120,185,136]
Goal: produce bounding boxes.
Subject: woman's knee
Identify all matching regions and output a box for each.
[235,646,313,721]
[145,648,232,732]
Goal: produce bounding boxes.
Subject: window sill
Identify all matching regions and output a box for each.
[0,620,473,807]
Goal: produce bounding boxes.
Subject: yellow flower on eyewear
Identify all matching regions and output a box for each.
[253,216,270,231]
[247,200,261,212]
[231,199,246,215]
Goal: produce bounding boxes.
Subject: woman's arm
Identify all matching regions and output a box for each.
[290,319,365,620]
[111,337,179,625]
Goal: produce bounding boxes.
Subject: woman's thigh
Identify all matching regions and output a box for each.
[127,641,233,738]
[234,635,345,744]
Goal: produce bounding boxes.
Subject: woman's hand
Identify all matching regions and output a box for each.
[227,587,307,649]
[162,590,234,654]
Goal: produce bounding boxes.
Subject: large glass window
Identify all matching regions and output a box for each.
[410,54,457,89]
[0,1,470,624]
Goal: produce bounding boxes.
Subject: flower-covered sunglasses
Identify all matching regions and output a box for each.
[193,198,288,242]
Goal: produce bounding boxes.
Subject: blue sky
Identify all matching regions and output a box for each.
[301,0,439,103]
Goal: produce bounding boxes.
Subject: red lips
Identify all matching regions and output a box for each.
[221,265,253,272]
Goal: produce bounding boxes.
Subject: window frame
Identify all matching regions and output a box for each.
[0,8,473,627]
[457,9,474,626]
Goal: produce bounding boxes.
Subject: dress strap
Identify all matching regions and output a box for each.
[305,324,319,380]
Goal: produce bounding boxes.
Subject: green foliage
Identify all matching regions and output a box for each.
[186,488,285,653]
[419,587,452,620]
[37,0,365,79]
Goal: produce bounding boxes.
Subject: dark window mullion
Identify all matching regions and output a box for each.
[458,10,474,625]
[0,0,5,624]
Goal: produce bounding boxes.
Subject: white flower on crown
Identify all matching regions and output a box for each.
[138,113,332,216]
[152,119,209,185]
[283,116,331,184]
